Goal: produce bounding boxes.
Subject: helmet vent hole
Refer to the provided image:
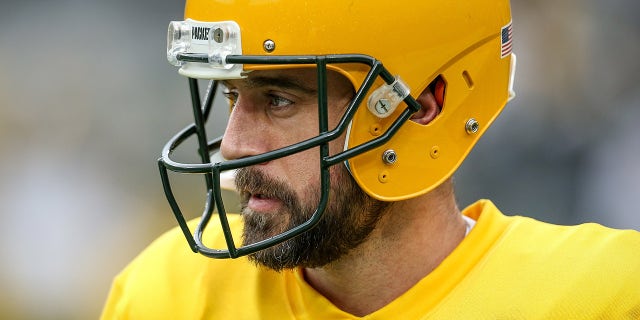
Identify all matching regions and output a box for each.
[430,146,440,159]
[462,70,474,89]
[378,171,390,183]
[369,124,382,136]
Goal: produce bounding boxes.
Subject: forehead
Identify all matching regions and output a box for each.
[223,68,353,94]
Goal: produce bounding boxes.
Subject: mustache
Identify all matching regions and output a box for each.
[235,167,298,208]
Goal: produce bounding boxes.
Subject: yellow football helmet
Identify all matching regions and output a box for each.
[160,0,516,258]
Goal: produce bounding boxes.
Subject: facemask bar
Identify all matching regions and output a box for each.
[158,53,422,259]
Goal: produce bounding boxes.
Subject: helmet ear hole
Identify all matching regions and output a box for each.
[412,81,442,125]
[432,76,446,108]
[411,76,445,125]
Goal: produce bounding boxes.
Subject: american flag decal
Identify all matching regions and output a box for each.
[501,22,513,58]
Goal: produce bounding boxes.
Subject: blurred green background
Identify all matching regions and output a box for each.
[1,0,638,318]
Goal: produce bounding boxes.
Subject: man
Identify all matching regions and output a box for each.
[102,0,640,318]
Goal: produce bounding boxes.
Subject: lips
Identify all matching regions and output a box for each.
[245,192,282,213]
[235,168,291,213]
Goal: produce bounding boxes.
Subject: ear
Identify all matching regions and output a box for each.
[410,79,444,125]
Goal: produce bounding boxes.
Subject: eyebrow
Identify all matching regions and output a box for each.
[222,75,317,95]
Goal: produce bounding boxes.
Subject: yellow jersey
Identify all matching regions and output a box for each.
[101,200,640,319]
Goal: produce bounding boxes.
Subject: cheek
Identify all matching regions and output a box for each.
[272,147,322,199]
[326,94,352,156]
[328,131,347,156]
[292,136,347,201]
[269,107,349,200]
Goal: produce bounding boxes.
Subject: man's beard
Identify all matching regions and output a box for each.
[235,165,390,271]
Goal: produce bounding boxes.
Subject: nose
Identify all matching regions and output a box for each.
[220,98,268,161]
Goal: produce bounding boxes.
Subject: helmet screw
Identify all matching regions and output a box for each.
[375,99,391,115]
[212,28,225,43]
[465,118,480,134]
[382,149,397,165]
[263,39,276,53]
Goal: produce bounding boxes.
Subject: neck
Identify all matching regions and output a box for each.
[302,180,465,316]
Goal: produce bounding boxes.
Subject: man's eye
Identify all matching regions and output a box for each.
[270,95,293,108]
[222,91,238,106]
